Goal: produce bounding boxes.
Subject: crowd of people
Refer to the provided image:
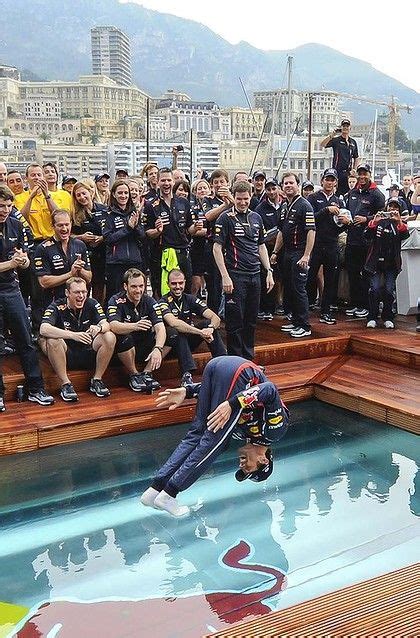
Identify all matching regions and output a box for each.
[0,123,419,410]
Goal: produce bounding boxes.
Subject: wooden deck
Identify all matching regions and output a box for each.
[205,562,420,638]
[0,314,419,455]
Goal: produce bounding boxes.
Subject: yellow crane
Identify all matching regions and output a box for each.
[329,91,411,160]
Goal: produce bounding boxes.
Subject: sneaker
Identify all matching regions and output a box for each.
[290,327,312,338]
[0,396,5,412]
[257,311,265,320]
[90,378,111,398]
[319,314,336,325]
[354,308,369,318]
[366,320,377,328]
[181,371,194,387]
[60,383,78,402]
[275,306,285,316]
[281,323,296,332]
[384,320,395,329]
[141,371,161,391]
[345,307,357,316]
[129,373,147,392]
[330,305,339,312]
[285,313,293,321]
[28,388,54,406]
[263,312,273,321]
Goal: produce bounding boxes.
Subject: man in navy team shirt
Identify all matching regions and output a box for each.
[213,181,273,359]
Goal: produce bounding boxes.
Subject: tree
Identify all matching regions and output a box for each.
[39,132,51,144]
[1,128,11,137]
[87,132,101,146]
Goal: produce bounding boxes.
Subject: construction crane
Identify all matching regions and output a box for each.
[328,91,412,160]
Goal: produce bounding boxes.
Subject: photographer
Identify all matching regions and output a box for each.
[364,198,409,329]
[321,119,360,195]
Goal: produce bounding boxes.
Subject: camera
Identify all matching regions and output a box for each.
[176,145,184,152]
[381,212,391,218]
[335,127,342,134]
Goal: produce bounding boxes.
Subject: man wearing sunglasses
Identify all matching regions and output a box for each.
[140,355,289,517]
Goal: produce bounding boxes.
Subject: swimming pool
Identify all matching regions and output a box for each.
[0,400,419,637]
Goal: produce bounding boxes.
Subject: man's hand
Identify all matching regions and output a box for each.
[135,319,152,331]
[337,211,351,225]
[70,256,85,275]
[79,231,97,244]
[217,186,234,206]
[270,252,278,265]
[354,215,367,225]
[11,248,29,269]
[372,212,383,224]
[72,332,93,345]
[297,255,310,270]
[86,325,101,339]
[200,327,214,343]
[222,275,234,294]
[29,184,41,199]
[37,178,50,197]
[266,271,274,292]
[328,205,340,215]
[155,217,163,233]
[145,347,162,370]
[156,387,187,410]
[207,400,232,432]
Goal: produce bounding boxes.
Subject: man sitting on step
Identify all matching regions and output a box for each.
[39,276,115,402]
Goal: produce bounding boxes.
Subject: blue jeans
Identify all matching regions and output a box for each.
[368,269,397,321]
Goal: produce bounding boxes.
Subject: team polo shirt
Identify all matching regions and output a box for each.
[202,195,230,242]
[145,196,193,249]
[278,195,315,252]
[41,297,106,333]
[214,209,266,275]
[255,199,281,242]
[34,237,90,305]
[107,292,163,326]
[0,216,31,292]
[307,191,345,247]
[14,191,54,240]
[325,135,359,174]
[49,189,72,211]
[159,292,208,324]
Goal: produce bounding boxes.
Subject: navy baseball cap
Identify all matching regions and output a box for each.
[253,171,266,180]
[265,178,279,188]
[94,173,110,182]
[322,168,338,180]
[302,180,314,190]
[356,164,371,173]
[235,449,273,483]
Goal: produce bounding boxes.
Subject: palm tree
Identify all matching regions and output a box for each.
[1,128,11,137]
[87,132,101,146]
[39,132,51,144]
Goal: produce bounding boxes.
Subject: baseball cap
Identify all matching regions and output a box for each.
[387,183,400,191]
[302,180,314,190]
[356,164,371,173]
[265,178,279,188]
[386,197,403,211]
[322,168,338,180]
[62,175,77,186]
[235,450,273,483]
[253,171,266,180]
[94,173,110,182]
[116,168,129,177]
[341,118,351,126]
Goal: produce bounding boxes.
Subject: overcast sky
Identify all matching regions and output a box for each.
[128,0,420,94]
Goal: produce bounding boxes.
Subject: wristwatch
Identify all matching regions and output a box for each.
[153,345,163,352]
[45,194,51,200]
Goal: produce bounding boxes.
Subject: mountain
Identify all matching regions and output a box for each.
[1,0,419,136]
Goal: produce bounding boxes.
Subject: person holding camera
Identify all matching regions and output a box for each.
[364,198,409,329]
[321,119,360,196]
[103,179,146,300]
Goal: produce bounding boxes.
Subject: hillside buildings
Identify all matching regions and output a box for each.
[91,26,132,86]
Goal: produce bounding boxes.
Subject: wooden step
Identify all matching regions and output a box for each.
[205,562,420,638]
[350,330,420,369]
[314,355,420,435]
[0,356,338,455]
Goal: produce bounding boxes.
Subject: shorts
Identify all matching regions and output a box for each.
[66,343,96,370]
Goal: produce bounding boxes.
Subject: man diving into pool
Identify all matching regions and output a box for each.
[140,355,289,516]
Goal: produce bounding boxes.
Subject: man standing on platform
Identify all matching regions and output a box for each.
[213,181,273,359]
[0,185,54,410]
[321,119,360,196]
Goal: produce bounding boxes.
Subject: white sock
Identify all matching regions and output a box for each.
[140,487,160,508]
[154,491,190,517]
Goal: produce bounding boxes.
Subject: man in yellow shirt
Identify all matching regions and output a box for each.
[42,162,72,211]
[14,163,58,240]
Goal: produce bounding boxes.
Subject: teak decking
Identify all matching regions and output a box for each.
[0,316,419,455]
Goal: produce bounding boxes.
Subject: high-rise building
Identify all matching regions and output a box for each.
[91,26,132,86]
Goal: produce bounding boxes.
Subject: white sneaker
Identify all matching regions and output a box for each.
[154,491,190,517]
[281,323,296,332]
[345,307,357,316]
[366,320,377,328]
[290,327,312,338]
[384,320,395,329]
[140,487,160,508]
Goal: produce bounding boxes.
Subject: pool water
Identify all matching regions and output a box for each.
[0,401,419,637]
